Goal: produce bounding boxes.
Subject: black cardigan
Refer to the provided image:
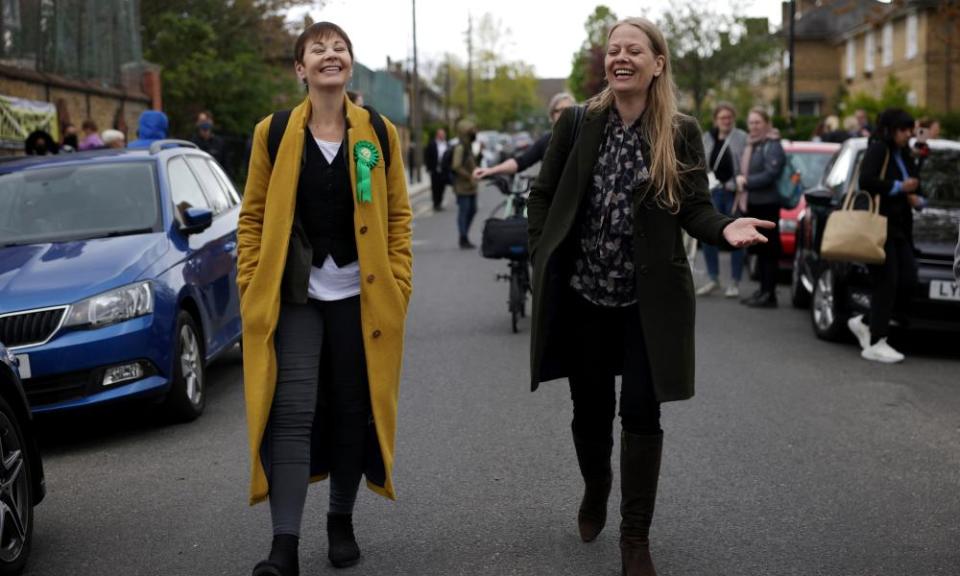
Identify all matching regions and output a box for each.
[858,140,919,239]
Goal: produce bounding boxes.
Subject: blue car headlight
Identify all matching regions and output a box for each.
[64,281,154,329]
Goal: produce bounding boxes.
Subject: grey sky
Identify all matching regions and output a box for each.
[288,0,784,79]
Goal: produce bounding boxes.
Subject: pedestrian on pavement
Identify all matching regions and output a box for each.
[472,92,576,180]
[127,110,169,149]
[855,108,874,137]
[696,102,748,298]
[424,127,449,210]
[78,119,105,150]
[452,117,478,248]
[191,111,226,166]
[101,129,126,149]
[527,17,774,576]
[24,129,58,155]
[848,108,923,364]
[60,122,78,152]
[735,107,786,308]
[237,21,413,576]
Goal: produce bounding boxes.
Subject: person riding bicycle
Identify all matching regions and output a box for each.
[472,92,577,181]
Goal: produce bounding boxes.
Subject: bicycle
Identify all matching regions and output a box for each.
[481,174,534,333]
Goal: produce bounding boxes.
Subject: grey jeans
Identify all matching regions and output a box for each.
[267,296,370,536]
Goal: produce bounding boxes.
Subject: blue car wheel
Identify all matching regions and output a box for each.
[164,311,206,422]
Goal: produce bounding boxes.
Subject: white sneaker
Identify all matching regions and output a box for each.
[724,285,740,298]
[846,315,871,351]
[696,280,721,296]
[861,338,905,364]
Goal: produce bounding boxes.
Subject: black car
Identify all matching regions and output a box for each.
[792,137,960,340]
[0,341,45,575]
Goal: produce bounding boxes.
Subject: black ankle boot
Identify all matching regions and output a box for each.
[252,534,299,576]
[327,513,361,568]
[573,433,613,542]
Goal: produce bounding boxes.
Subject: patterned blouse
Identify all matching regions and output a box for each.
[570,107,651,307]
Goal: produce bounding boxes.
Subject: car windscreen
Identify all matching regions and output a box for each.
[0,161,160,247]
[919,149,960,207]
[777,151,834,205]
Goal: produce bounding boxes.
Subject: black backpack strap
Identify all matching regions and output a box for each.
[363,104,391,169]
[267,109,291,165]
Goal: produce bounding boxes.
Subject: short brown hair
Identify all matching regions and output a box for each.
[713,101,737,119]
[81,119,98,131]
[295,22,353,64]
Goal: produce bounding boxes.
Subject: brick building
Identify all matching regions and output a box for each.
[0,0,158,154]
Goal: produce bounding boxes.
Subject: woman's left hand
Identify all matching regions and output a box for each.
[722,218,776,248]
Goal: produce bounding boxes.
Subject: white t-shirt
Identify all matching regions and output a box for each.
[306,138,361,302]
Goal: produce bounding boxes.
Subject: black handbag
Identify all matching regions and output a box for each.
[481,216,528,260]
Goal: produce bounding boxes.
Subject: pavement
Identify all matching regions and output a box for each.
[24,181,960,576]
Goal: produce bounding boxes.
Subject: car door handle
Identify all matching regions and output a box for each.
[223,241,237,253]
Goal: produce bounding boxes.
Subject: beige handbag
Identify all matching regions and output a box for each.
[821,153,888,264]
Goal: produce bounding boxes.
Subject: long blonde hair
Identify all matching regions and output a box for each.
[587,17,692,213]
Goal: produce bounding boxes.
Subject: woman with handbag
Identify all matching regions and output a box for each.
[527,17,773,576]
[697,102,748,298]
[735,107,786,308]
[237,22,413,575]
[848,108,922,363]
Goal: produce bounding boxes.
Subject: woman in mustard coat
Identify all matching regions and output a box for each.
[238,22,412,576]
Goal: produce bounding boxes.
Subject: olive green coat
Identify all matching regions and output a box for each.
[527,106,734,401]
[237,97,412,505]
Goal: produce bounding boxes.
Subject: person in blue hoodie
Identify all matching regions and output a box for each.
[127,110,169,149]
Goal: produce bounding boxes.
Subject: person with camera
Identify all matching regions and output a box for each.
[847,108,924,363]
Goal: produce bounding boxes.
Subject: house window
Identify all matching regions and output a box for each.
[906,13,918,60]
[796,100,821,117]
[864,31,875,73]
[882,22,893,66]
[846,38,856,79]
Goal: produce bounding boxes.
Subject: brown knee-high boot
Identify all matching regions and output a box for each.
[573,433,613,542]
[619,430,662,576]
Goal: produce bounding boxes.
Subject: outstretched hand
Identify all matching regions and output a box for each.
[722,218,776,248]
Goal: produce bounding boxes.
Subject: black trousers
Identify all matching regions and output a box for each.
[868,234,917,340]
[566,289,661,443]
[430,171,446,208]
[748,203,782,294]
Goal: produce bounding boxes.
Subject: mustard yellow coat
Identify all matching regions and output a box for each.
[237,96,412,505]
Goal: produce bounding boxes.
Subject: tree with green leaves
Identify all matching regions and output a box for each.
[659,1,779,118]
[140,0,317,138]
[569,5,618,102]
[438,14,540,131]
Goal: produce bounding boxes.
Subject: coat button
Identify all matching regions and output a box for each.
[372,329,382,339]
[360,226,368,234]
[366,274,375,283]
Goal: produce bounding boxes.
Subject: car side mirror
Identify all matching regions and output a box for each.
[180,207,213,235]
[803,187,834,207]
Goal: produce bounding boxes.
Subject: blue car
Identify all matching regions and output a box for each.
[0,141,242,420]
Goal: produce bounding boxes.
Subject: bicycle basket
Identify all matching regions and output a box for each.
[481,216,528,260]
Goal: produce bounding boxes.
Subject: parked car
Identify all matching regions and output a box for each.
[791,137,960,339]
[0,341,45,575]
[0,141,242,420]
[778,141,841,266]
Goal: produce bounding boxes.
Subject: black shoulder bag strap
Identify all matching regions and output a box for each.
[268,106,392,169]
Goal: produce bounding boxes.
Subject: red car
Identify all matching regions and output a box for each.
[778,141,841,267]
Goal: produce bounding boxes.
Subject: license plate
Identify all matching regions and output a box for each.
[929,280,960,302]
[13,354,31,380]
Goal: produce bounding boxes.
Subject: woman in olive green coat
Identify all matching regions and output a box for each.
[527,17,772,576]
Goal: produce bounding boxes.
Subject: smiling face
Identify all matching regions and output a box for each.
[296,33,353,92]
[605,24,665,101]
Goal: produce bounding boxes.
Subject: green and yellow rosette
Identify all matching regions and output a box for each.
[354,140,379,204]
